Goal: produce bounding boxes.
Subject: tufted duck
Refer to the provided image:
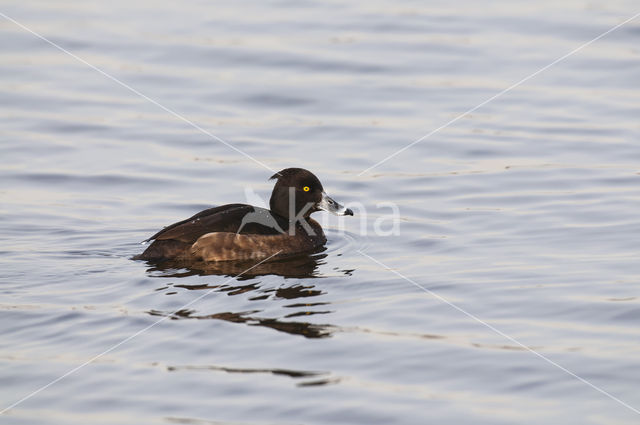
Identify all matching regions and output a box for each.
[136,168,353,262]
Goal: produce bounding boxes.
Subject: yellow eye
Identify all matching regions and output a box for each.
[303,186,310,192]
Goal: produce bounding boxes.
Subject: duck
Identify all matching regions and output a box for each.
[136,168,353,262]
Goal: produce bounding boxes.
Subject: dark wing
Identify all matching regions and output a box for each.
[146,204,252,244]
[137,204,290,261]
[146,204,290,243]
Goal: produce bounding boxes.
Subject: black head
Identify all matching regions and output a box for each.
[269,168,353,220]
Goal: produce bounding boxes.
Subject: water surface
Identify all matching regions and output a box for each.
[1,1,640,424]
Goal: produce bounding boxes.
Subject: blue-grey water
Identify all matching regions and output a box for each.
[1,1,640,424]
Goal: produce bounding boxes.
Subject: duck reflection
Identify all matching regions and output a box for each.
[166,364,341,388]
[144,250,356,339]
[149,308,334,339]
[142,251,328,280]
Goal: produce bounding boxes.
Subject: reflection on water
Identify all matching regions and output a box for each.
[144,252,345,338]
[140,251,333,279]
[168,364,324,378]
[148,277,337,339]
[149,308,335,339]
[167,364,339,387]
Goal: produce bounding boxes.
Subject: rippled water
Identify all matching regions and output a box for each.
[2,1,640,424]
